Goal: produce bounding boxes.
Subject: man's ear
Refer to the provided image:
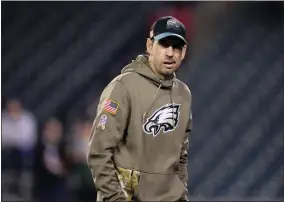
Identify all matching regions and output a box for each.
[181,44,187,60]
[146,38,153,55]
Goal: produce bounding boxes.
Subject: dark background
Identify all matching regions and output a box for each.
[1,1,283,201]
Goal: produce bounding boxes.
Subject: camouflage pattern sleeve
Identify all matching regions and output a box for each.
[178,132,189,201]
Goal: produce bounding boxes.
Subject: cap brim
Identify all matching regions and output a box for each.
[153,32,187,44]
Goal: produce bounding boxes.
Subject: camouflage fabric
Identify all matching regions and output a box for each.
[116,167,140,200]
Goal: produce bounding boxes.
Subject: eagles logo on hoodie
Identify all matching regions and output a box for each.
[143,103,181,137]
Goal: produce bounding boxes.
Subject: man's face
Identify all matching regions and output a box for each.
[147,36,187,78]
[44,119,63,144]
[7,99,22,116]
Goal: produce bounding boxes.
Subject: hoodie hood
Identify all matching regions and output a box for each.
[121,55,177,131]
[121,55,176,89]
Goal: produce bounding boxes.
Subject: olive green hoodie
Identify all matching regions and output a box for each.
[87,55,192,201]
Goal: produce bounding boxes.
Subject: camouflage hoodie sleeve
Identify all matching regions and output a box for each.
[178,108,192,201]
[87,80,130,201]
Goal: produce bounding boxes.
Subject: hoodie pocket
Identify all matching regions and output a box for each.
[116,167,141,200]
[133,172,186,201]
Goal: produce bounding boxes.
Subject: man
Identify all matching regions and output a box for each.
[2,98,37,198]
[87,16,192,201]
[33,118,68,202]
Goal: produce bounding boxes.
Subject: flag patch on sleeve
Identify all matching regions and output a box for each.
[103,99,119,115]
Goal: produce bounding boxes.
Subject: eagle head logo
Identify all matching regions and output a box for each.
[143,103,180,137]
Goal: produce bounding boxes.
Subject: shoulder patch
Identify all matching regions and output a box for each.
[97,114,108,130]
[103,99,119,115]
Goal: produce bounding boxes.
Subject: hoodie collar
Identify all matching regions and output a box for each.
[121,55,176,89]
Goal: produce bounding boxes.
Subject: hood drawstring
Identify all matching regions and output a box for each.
[142,80,177,137]
[142,81,178,136]
[170,80,176,136]
[142,83,162,123]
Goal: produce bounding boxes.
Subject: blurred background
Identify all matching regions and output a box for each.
[1,1,283,201]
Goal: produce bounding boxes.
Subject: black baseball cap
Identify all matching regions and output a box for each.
[150,16,187,45]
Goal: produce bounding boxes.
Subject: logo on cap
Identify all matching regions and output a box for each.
[166,19,181,30]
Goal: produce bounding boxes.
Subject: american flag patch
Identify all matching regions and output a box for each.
[103,99,119,115]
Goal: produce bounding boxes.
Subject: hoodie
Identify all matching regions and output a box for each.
[87,55,192,201]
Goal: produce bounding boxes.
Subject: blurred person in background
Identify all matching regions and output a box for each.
[2,98,37,196]
[88,16,192,201]
[67,117,97,202]
[69,117,91,162]
[33,117,68,202]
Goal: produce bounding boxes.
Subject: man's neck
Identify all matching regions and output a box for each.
[8,111,22,120]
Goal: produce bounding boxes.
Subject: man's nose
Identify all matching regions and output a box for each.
[165,46,174,57]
